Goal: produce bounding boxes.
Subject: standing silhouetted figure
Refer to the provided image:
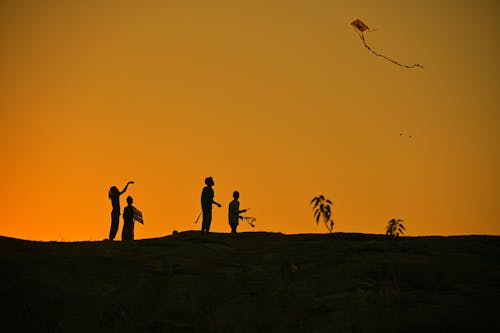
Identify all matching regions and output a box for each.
[108,181,134,240]
[122,196,136,241]
[228,191,247,234]
[201,177,221,233]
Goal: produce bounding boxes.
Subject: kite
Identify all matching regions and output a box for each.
[239,216,256,228]
[351,19,423,69]
[134,207,144,224]
[238,208,256,228]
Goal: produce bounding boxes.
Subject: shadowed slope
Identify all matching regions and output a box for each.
[1,232,499,332]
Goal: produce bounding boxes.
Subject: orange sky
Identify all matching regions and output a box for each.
[1,0,499,241]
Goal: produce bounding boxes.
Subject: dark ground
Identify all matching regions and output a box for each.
[1,231,499,332]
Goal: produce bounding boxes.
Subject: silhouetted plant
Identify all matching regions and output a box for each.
[310,195,334,233]
[385,218,405,237]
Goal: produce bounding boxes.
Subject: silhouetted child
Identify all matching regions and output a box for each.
[201,177,221,233]
[228,191,247,234]
[122,196,136,241]
[108,181,134,240]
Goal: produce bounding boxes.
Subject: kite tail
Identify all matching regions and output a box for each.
[358,31,424,69]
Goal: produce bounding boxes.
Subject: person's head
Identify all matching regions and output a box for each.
[126,196,133,205]
[233,191,240,200]
[108,186,119,199]
[205,177,214,187]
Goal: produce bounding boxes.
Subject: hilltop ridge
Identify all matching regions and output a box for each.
[2,231,499,332]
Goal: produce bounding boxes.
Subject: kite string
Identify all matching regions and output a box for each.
[356,30,423,69]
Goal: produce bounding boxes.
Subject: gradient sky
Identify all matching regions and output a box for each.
[1,0,498,241]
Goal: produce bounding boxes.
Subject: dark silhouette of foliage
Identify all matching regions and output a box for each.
[310,195,334,233]
[385,218,405,237]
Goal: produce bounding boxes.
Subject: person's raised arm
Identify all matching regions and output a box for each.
[120,181,134,195]
[213,200,221,208]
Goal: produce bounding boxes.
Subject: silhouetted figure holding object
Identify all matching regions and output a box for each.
[201,177,221,233]
[228,191,247,234]
[108,181,134,240]
[122,196,143,241]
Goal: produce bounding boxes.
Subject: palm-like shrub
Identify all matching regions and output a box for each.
[310,195,334,233]
[385,218,405,237]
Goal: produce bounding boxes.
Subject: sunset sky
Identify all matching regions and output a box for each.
[1,0,498,241]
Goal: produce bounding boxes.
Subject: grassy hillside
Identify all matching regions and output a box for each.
[1,231,499,332]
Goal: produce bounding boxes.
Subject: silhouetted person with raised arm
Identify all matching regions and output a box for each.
[228,191,247,234]
[201,177,221,233]
[122,196,136,241]
[108,181,134,240]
